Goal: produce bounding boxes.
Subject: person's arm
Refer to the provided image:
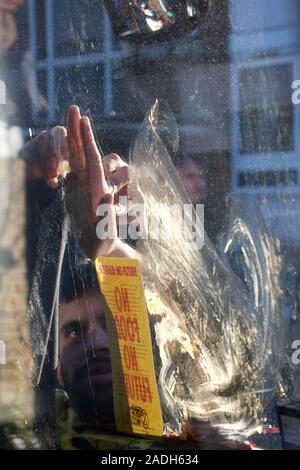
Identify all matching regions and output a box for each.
[25,178,61,283]
[22,127,68,285]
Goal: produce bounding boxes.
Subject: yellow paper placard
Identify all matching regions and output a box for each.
[95,256,163,437]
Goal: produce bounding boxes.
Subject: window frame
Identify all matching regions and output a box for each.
[27,0,129,126]
[231,55,300,195]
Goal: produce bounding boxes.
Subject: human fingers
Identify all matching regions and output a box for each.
[103,153,129,194]
[66,105,86,172]
[80,116,109,214]
[102,153,127,174]
[22,127,67,187]
[47,126,69,187]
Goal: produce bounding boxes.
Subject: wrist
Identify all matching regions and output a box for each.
[94,238,141,261]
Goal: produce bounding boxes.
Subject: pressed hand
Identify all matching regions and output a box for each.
[65,105,131,260]
[21,126,68,188]
[22,105,135,260]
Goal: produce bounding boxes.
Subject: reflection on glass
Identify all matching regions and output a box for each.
[55,65,104,121]
[129,100,284,439]
[108,0,208,37]
[53,0,104,57]
[35,0,46,61]
[239,65,294,155]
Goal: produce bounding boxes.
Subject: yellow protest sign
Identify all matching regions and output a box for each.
[95,256,163,437]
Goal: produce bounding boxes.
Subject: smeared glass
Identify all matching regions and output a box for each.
[129,100,284,439]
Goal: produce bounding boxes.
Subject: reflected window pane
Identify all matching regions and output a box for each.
[36,0,46,61]
[112,62,140,118]
[53,0,104,57]
[36,70,48,122]
[239,64,294,154]
[238,169,298,188]
[55,65,104,121]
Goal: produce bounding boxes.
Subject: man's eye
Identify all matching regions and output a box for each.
[66,324,82,338]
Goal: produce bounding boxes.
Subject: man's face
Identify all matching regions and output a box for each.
[58,288,114,427]
[177,157,207,204]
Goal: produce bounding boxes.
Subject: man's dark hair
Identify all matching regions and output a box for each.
[173,152,207,169]
[59,234,98,304]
